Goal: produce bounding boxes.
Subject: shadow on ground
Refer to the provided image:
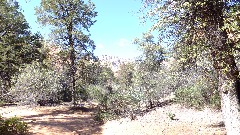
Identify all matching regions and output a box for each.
[23,106,103,135]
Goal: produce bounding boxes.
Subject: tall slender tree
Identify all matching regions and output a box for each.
[142,0,240,134]
[0,0,44,95]
[36,0,97,105]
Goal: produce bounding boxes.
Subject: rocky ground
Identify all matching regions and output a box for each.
[0,103,226,135]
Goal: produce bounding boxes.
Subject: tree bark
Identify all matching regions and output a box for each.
[213,4,240,133]
[217,58,240,134]
[213,36,240,134]
[68,21,76,106]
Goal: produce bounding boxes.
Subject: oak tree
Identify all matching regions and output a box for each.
[142,0,240,134]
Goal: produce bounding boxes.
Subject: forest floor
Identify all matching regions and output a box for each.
[0,102,226,135]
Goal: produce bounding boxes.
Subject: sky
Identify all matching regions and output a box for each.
[18,0,152,59]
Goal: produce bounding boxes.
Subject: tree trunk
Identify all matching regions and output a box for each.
[219,74,240,134]
[68,21,77,106]
[214,6,240,133]
[217,56,240,134]
[70,47,76,106]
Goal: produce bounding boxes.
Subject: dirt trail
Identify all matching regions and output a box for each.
[0,105,102,135]
[0,104,226,135]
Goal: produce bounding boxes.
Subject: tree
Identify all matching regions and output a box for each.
[134,33,166,108]
[134,33,165,72]
[142,0,240,134]
[117,62,135,88]
[0,0,44,96]
[36,0,97,105]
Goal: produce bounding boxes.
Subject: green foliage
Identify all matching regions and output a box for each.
[75,59,103,101]
[87,85,105,102]
[36,0,98,105]
[117,63,135,88]
[139,2,239,122]
[0,116,29,135]
[96,65,115,86]
[89,57,221,121]
[10,62,62,105]
[134,33,165,72]
[175,86,206,108]
[87,84,118,122]
[174,67,221,109]
[175,86,221,109]
[89,35,222,122]
[167,112,176,120]
[94,110,116,123]
[0,0,45,94]
[209,92,221,109]
[88,82,141,120]
[0,100,5,107]
[142,0,240,91]
[134,33,172,108]
[222,2,240,44]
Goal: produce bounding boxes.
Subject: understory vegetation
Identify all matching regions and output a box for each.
[0,0,222,120]
[0,116,29,135]
[88,58,222,122]
[1,0,240,134]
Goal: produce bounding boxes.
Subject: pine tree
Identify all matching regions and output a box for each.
[36,0,97,105]
[0,0,44,95]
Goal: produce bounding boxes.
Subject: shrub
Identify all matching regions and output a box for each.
[10,62,62,105]
[175,86,205,108]
[209,92,221,109]
[87,84,141,121]
[167,112,176,120]
[175,80,221,109]
[0,116,29,135]
[0,100,5,107]
[169,62,221,109]
[94,110,116,123]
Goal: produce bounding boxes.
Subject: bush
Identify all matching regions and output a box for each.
[10,62,62,105]
[94,110,116,123]
[167,112,176,120]
[175,86,205,108]
[168,62,221,109]
[88,58,221,122]
[0,100,5,107]
[0,116,29,135]
[87,84,141,121]
[175,79,221,109]
[209,92,221,109]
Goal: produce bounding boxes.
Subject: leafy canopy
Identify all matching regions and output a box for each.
[36,0,97,57]
[0,0,44,91]
[142,0,240,69]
